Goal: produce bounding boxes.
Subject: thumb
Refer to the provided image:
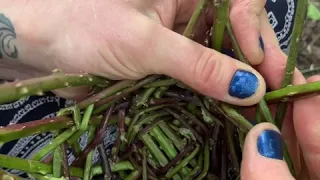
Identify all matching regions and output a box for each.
[141,18,266,106]
[241,122,294,180]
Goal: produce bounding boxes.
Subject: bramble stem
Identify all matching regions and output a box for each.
[183,0,210,38]
[68,104,94,147]
[212,0,230,51]
[32,126,78,161]
[195,140,210,180]
[226,21,275,125]
[0,73,108,104]
[275,0,309,128]
[265,81,320,103]
[166,145,200,179]
[78,80,136,109]
[84,126,96,180]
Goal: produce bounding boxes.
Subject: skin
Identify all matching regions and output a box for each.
[0,0,319,179]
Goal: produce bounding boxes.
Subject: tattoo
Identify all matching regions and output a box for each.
[0,13,18,59]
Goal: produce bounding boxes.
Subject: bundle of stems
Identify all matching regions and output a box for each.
[0,0,314,179]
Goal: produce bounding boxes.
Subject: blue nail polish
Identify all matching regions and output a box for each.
[257,130,283,160]
[259,36,264,51]
[229,70,259,99]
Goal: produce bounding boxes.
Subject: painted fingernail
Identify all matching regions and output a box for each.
[229,70,259,99]
[257,130,283,160]
[259,36,264,51]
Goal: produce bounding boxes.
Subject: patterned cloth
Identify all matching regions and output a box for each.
[0,0,297,178]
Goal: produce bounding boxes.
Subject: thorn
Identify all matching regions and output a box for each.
[20,87,29,94]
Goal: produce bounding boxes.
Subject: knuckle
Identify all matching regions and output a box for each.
[192,50,224,91]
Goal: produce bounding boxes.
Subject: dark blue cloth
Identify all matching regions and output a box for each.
[0,0,298,177]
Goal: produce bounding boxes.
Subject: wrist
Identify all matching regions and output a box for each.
[0,0,63,74]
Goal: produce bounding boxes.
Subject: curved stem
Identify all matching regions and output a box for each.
[0,73,109,104]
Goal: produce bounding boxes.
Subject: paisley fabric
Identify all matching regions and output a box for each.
[0,0,298,178]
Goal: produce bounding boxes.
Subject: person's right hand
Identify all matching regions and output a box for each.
[0,0,275,105]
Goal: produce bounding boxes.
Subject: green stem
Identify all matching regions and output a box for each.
[0,115,116,143]
[53,132,62,178]
[226,21,275,124]
[274,0,308,128]
[128,112,170,144]
[165,145,200,179]
[0,153,133,177]
[154,86,169,98]
[32,126,78,161]
[68,104,94,146]
[0,73,109,104]
[143,78,178,88]
[135,87,157,108]
[142,148,147,180]
[226,122,239,173]
[139,133,169,167]
[212,0,230,51]
[183,0,210,38]
[84,126,97,180]
[150,125,178,159]
[158,121,186,150]
[265,81,320,103]
[78,80,136,109]
[195,141,209,180]
[220,103,253,132]
[124,170,141,180]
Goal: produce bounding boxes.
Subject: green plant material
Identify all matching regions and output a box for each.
[83,125,97,180]
[150,126,178,159]
[308,1,320,20]
[0,169,24,180]
[92,101,115,115]
[0,115,116,143]
[128,112,170,144]
[165,145,200,179]
[0,153,133,177]
[196,96,223,126]
[275,0,308,128]
[226,122,240,173]
[212,0,230,51]
[53,132,62,178]
[143,78,178,88]
[68,104,95,149]
[226,21,275,125]
[124,170,141,180]
[237,128,245,151]
[32,126,78,161]
[142,148,147,180]
[135,87,157,108]
[0,116,73,143]
[0,73,108,104]
[158,121,186,150]
[78,80,136,109]
[183,0,210,38]
[140,133,169,167]
[220,103,253,132]
[154,86,169,98]
[195,141,210,180]
[265,81,320,103]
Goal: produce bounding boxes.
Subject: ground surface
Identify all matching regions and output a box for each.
[298,1,320,71]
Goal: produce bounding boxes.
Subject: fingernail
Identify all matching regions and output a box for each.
[259,36,264,51]
[257,129,283,160]
[229,70,259,99]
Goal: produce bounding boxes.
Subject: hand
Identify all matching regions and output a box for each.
[0,0,277,106]
[240,74,320,179]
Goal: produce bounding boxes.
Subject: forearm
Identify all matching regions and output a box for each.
[0,1,67,80]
